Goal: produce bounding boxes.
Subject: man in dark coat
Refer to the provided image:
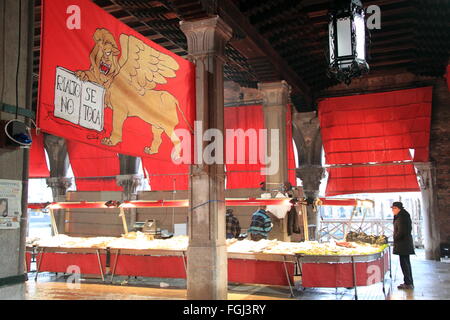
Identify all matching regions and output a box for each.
[392,201,415,289]
[225,209,241,239]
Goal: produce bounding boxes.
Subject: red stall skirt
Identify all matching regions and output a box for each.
[36,252,107,275]
[110,254,186,279]
[301,253,389,288]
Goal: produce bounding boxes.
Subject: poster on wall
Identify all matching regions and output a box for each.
[37,0,195,163]
[0,179,22,229]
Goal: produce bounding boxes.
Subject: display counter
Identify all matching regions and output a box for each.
[295,247,391,299]
[28,245,297,295]
[27,235,389,298]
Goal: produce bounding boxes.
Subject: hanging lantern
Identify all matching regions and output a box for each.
[328,0,369,85]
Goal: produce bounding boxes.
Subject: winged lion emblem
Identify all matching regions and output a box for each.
[75,28,189,161]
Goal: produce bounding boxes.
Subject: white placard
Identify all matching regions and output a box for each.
[79,80,105,130]
[0,179,22,229]
[54,66,104,131]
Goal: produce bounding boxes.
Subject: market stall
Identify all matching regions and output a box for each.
[26,232,389,299]
[296,248,390,299]
[26,199,389,299]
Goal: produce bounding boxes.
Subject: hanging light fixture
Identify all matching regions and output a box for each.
[328,0,369,85]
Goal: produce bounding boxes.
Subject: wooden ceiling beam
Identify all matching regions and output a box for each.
[218,0,313,106]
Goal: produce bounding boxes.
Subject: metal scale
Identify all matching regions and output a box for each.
[132,219,173,239]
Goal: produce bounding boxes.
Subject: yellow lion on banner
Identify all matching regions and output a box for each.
[76,28,188,160]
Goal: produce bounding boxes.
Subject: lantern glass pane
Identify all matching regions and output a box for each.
[329,21,335,64]
[336,17,352,57]
[354,14,365,60]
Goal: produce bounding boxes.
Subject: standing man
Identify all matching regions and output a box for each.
[226,208,241,239]
[392,201,415,289]
[247,207,273,241]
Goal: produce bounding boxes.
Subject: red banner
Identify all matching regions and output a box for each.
[37,0,195,164]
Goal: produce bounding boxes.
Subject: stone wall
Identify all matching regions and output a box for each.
[430,79,450,245]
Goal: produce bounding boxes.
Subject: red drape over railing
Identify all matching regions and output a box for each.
[29,132,49,178]
[141,157,189,191]
[286,105,297,187]
[224,104,297,189]
[224,105,265,189]
[319,87,432,196]
[66,140,121,191]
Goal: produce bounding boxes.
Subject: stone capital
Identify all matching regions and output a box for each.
[116,174,143,200]
[258,81,291,108]
[296,165,325,198]
[46,177,72,199]
[180,16,232,58]
[414,162,433,190]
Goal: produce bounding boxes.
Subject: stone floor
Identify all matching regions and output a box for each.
[1,249,449,300]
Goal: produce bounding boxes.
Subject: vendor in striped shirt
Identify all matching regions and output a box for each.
[247,207,273,241]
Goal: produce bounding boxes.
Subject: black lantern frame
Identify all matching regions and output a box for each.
[328,0,369,85]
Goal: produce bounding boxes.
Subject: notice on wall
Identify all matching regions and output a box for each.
[54,66,105,131]
[0,179,23,229]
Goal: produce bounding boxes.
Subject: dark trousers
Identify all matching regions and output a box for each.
[399,255,414,285]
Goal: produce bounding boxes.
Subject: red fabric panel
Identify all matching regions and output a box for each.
[302,255,388,288]
[326,164,420,196]
[286,105,297,187]
[319,87,431,196]
[111,254,186,278]
[224,105,265,189]
[36,252,107,275]
[319,87,432,164]
[141,158,189,191]
[228,259,295,286]
[66,140,121,191]
[29,132,49,178]
[37,0,195,160]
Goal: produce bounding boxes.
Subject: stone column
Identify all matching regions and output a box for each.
[292,111,324,240]
[180,16,232,300]
[0,0,33,285]
[297,166,325,240]
[44,134,71,233]
[258,81,291,242]
[414,162,441,260]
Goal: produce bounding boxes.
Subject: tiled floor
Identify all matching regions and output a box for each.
[2,249,449,300]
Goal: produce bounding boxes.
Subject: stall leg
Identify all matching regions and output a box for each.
[283,256,295,298]
[389,247,392,280]
[182,251,187,278]
[351,257,358,300]
[382,252,386,296]
[96,249,105,282]
[111,249,120,283]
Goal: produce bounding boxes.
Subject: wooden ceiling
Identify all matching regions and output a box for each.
[32,0,450,112]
